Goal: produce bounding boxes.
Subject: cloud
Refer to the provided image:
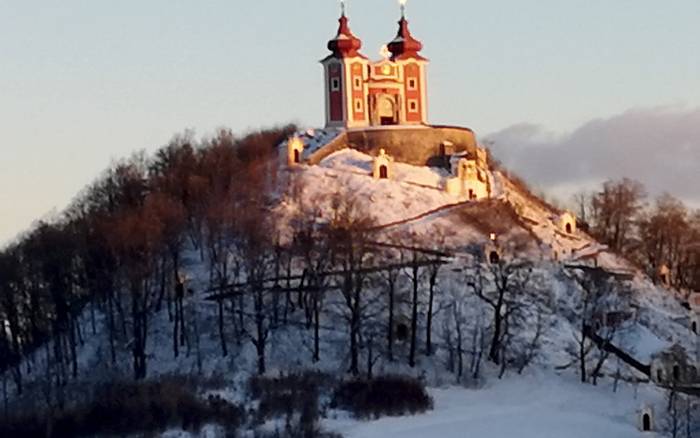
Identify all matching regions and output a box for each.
[484,106,700,207]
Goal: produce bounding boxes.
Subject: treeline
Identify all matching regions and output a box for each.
[575,178,700,292]
[0,121,552,412]
[0,125,296,393]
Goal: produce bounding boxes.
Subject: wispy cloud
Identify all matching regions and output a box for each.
[485,106,700,207]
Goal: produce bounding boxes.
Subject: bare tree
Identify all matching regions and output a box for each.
[327,194,375,375]
[468,255,534,365]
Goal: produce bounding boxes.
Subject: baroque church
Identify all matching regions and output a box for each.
[287,1,492,202]
[321,2,428,128]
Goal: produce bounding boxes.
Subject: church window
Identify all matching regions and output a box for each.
[408,78,418,90]
[354,98,363,112]
[293,149,300,164]
[330,77,340,91]
[354,76,362,90]
[408,99,419,113]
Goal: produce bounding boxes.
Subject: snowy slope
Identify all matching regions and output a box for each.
[328,372,664,438]
[7,146,697,437]
[277,148,696,374]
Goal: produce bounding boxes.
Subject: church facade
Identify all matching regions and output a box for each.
[321,7,428,129]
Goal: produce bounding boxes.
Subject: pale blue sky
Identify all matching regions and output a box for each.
[1,0,699,244]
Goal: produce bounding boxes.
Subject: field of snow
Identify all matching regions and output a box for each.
[328,372,662,438]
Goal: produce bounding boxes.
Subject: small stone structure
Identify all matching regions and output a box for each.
[650,344,698,386]
[557,211,577,235]
[483,235,501,265]
[287,136,305,166]
[638,405,654,432]
[658,264,671,287]
[392,315,411,343]
[445,150,489,200]
[372,149,393,180]
[689,292,700,313]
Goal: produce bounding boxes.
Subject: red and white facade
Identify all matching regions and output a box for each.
[321,10,428,129]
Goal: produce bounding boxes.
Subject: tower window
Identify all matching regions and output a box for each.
[353,77,362,90]
[330,77,340,91]
[408,78,418,90]
[354,98,363,112]
[408,99,419,113]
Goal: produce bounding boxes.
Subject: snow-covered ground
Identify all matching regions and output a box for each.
[328,372,662,438]
[7,146,698,437]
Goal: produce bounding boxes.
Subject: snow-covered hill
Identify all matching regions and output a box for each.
[6,145,698,437]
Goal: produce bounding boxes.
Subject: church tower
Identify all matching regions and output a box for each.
[385,3,428,125]
[321,4,370,129]
[321,1,429,129]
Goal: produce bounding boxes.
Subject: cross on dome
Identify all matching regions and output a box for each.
[399,0,408,18]
[387,4,426,61]
[325,1,366,60]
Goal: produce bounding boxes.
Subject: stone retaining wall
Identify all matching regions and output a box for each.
[308,125,478,166]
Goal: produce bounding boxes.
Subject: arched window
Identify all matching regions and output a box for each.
[566,223,572,234]
[379,165,388,179]
[489,251,500,265]
[692,320,698,334]
[642,413,651,432]
[293,149,301,164]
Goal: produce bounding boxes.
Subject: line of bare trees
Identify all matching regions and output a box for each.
[575,178,700,291]
[0,126,295,396]
[0,124,554,415]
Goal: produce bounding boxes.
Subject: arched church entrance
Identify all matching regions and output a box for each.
[642,413,651,431]
[376,94,398,125]
[379,165,388,179]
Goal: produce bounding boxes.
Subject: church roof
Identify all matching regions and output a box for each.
[324,13,367,61]
[388,17,427,61]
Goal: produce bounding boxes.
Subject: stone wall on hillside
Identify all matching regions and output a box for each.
[307,125,478,167]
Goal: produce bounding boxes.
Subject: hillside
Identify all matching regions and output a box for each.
[1,133,698,437]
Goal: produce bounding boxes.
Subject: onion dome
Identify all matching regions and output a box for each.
[387,17,426,61]
[326,12,367,59]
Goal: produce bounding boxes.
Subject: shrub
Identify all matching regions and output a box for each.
[331,375,433,419]
[0,376,244,437]
[249,372,334,423]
